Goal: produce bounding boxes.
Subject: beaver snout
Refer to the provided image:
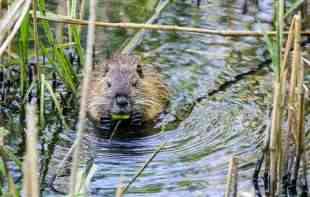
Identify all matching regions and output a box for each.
[111,95,132,115]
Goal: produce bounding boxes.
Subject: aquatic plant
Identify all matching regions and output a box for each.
[0,0,309,196]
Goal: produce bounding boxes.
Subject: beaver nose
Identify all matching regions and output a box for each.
[116,95,129,108]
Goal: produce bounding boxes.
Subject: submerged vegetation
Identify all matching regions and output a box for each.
[0,0,309,196]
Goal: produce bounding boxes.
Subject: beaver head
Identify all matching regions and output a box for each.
[102,55,144,115]
[87,54,169,132]
[87,55,145,130]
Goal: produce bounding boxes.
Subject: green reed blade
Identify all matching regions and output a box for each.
[43,79,69,129]
[38,0,78,93]
[18,13,30,97]
[284,0,304,19]
[263,33,278,74]
[22,81,35,104]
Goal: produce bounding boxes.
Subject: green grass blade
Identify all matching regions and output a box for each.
[43,79,69,129]
[22,81,36,104]
[263,33,278,74]
[18,13,30,96]
[284,0,304,19]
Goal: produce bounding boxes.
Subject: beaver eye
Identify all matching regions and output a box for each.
[107,81,111,88]
[136,64,144,78]
[132,80,138,87]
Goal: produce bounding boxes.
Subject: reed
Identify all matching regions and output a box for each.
[120,0,170,54]
[37,0,78,93]
[0,127,19,197]
[287,13,307,196]
[69,0,96,195]
[67,0,85,64]
[225,156,238,197]
[34,11,310,37]
[257,12,308,196]
[22,101,39,197]
[284,0,304,19]
[117,142,166,196]
[1,0,309,196]
[279,15,295,195]
[0,0,32,57]
[18,11,30,97]
[269,1,285,195]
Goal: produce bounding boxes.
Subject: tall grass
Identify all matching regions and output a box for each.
[0,0,309,196]
[0,0,81,195]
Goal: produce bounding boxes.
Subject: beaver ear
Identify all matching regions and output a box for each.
[136,64,144,78]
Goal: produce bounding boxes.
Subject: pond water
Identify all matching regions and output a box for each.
[46,0,275,196]
[5,0,310,196]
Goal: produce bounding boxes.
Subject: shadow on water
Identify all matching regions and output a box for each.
[3,0,309,196]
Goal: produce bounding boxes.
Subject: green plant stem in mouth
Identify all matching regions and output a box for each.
[111,114,130,120]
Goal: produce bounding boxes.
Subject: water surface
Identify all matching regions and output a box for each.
[30,0,310,196]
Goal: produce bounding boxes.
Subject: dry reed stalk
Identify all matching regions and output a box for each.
[0,0,31,58]
[69,0,96,195]
[119,142,166,196]
[34,12,310,37]
[287,16,301,185]
[115,179,124,197]
[0,0,25,42]
[277,13,307,196]
[269,79,282,196]
[77,0,85,33]
[50,139,77,188]
[121,0,170,54]
[79,0,85,20]
[75,162,96,195]
[288,14,301,141]
[115,185,124,197]
[225,156,238,197]
[22,102,39,197]
[269,1,289,194]
[279,16,296,193]
[291,13,304,187]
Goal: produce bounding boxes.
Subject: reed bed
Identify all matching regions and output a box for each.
[253,11,309,197]
[0,0,309,196]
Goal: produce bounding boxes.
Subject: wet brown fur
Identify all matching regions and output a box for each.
[87,54,169,124]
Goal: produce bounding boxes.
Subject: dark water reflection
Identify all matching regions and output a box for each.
[44,0,308,196]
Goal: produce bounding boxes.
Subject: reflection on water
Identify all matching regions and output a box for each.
[44,0,293,196]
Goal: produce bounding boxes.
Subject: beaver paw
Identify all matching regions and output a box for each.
[130,112,143,127]
[99,116,112,131]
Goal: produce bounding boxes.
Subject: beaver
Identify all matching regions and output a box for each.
[87,54,169,132]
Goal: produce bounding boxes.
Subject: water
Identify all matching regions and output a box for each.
[5,0,310,196]
[46,0,274,196]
